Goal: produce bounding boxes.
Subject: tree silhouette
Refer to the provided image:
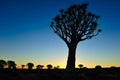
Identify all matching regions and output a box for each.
[7,60,16,69]
[47,64,53,69]
[50,3,101,71]
[26,63,34,70]
[78,64,83,69]
[36,65,44,69]
[21,65,25,69]
[54,65,60,69]
[95,65,102,69]
[0,60,7,69]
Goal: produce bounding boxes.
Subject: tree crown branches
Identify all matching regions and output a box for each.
[50,3,101,46]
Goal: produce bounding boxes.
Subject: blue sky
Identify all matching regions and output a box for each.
[0,0,120,68]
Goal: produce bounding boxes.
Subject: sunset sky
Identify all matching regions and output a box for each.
[0,0,120,68]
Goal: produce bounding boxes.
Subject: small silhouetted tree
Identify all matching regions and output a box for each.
[7,60,16,69]
[78,64,83,69]
[50,3,101,71]
[83,67,88,69]
[110,66,116,69]
[54,65,60,69]
[27,63,34,70]
[47,64,53,69]
[36,65,44,69]
[0,60,7,69]
[95,65,102,69]
[21,65,25,69]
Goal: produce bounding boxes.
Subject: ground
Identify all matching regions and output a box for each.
[0,68,120,80]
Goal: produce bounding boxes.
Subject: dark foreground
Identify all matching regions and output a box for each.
[0,68,120,80]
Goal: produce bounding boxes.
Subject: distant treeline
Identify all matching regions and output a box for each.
[0,59,120,70]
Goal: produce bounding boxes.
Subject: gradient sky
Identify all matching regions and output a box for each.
[0,0,120,68]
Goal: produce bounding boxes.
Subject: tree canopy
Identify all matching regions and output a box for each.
[50,3,101,47]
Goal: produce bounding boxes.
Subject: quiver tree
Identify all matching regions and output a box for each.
[21,65,25,69]
[36,65,44,69]
[0,60,7,69]
[27,63,34,70]
[78,64,83,69]
[50,3,101,71]
[7,60,16,69]
[47,64,53,69]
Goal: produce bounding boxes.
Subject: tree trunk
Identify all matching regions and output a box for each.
[66,43,77,71]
